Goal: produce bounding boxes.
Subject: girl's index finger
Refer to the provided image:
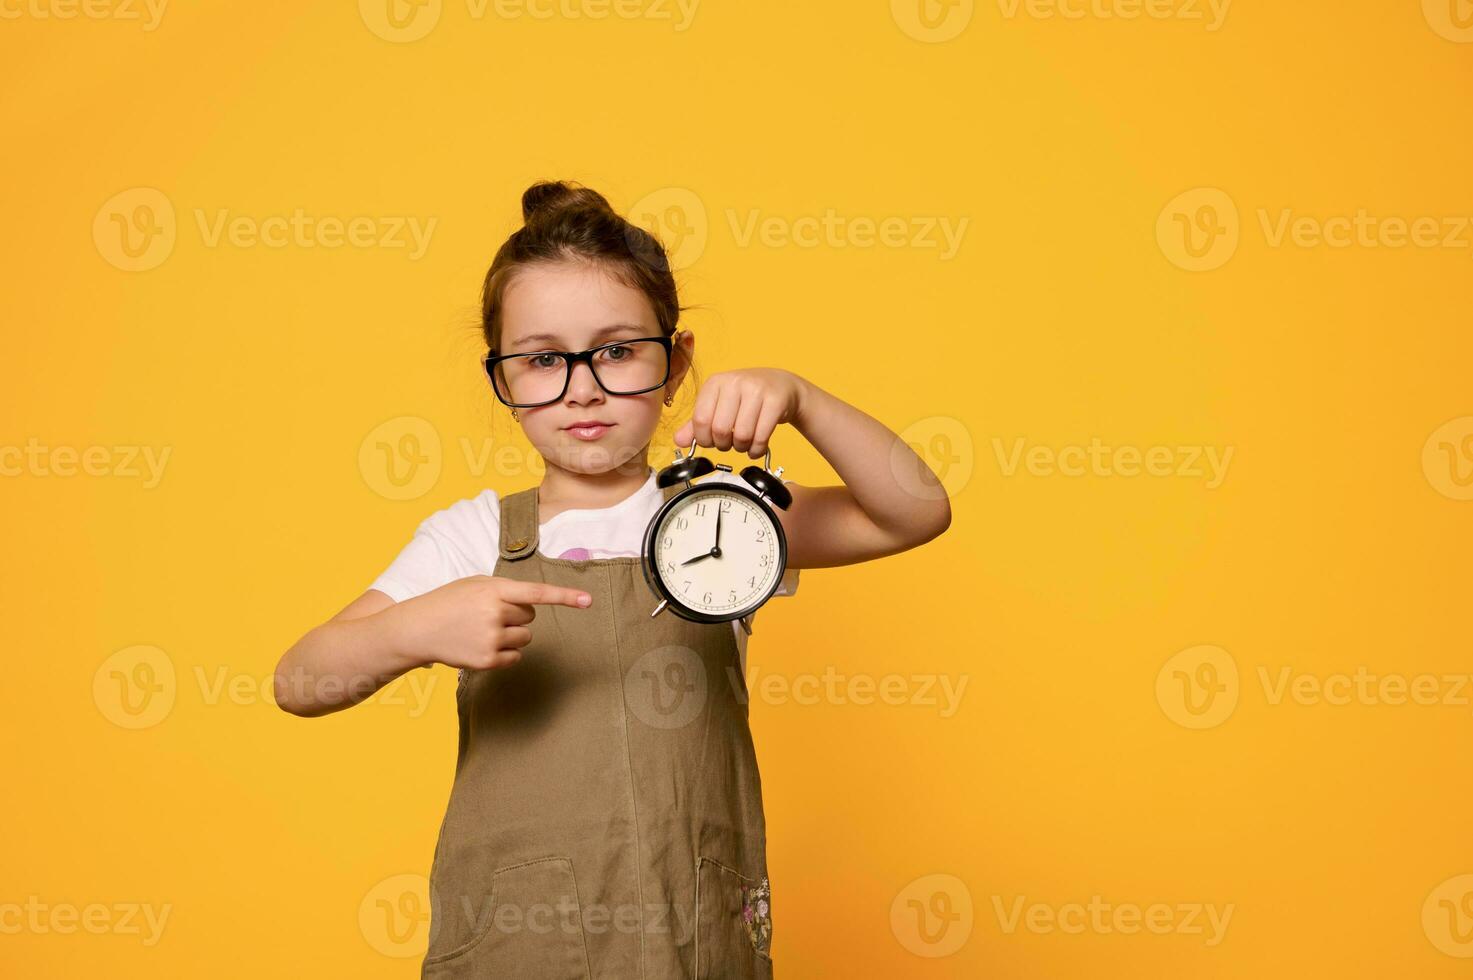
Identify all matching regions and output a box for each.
[496,579,593,608]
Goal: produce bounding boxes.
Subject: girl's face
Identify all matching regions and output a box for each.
[497,261,692,476]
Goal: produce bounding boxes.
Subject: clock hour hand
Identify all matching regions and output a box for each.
[679,503,726,567]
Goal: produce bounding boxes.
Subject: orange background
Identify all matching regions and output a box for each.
[3,0,1472,976]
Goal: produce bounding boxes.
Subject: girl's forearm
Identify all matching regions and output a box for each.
[792,376,951,539]
[273,605,423,717]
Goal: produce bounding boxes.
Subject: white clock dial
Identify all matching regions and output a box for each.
[652,488,782,616]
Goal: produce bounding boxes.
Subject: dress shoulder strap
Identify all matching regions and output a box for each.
[499,474,683,562]
[498,487,540,561]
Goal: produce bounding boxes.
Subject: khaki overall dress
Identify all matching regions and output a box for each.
[421,482,775,979]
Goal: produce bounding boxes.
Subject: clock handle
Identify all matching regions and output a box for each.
[739,447,793,510]
[763,447,786,483]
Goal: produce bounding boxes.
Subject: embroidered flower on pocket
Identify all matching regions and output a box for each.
[739,876,772,956]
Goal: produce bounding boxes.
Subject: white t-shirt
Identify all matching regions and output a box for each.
[369,467,799,662]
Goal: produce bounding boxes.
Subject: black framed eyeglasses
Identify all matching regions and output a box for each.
[482,335,675,408]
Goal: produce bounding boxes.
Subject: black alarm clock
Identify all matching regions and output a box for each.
[643,444,793,630]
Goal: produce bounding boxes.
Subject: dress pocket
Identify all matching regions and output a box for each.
[694,856,774,979]
[423,856,590,980]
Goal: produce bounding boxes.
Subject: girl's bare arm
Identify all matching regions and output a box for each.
[272,589,421,718]
[778,378,953,568]
[273,578,592,717]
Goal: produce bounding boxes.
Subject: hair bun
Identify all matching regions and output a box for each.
[521,180,614,223]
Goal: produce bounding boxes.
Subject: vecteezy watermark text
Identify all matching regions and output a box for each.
[0,439,171,488]
[992,437,1234,489]
[359,0,700,42]
[0,897,172,946]
[725,208,969,260]
[996,0,1230,31]
[93,188,437,272]
[0,0,168,30]
[992,894,1234,946]
[730,665,969,718]
[1158,188,1473,272]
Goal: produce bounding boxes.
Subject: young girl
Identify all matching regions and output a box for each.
[274,180,952,979]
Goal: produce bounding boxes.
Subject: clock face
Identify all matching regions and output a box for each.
[648,485,785,621]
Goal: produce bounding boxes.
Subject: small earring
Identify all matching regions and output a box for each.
[510,408,520,421]
[663,393,674,407]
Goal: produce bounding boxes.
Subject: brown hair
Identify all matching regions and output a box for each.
[481,181,689,362]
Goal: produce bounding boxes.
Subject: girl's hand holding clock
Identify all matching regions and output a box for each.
[673,368,809,456]
[668,365,952,575]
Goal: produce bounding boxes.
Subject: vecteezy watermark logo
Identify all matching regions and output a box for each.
[891,0,975,42]
[93,188,177,272]
[93,645,177,730]
[994,0,1231,31]
[93,188,437,271]
[890,873,974,957]
[0,0,168,29]
[1422,416,1473,501]
[627,187,708,272]
[359,0,443,41]
[624,645,708,730]
[1157,187,1240,272]
[893,417,974,501]
[360,874,436,957]
[1424,874,1473,957]
[1423,0,1473,42]
[1156,645,1239,730]
[0,898,173,946]
[991,894,1234,945]
[359,416,443,501]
